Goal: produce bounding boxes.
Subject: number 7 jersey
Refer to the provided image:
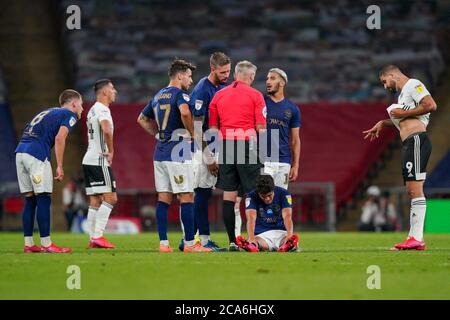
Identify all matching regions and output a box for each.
[141,86,192,162]
[82,102,114,166]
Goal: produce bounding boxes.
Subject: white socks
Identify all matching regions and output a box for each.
[93,202,113,238]
[24,236,34,247]
[160,240,169,246]
[87,206,98,238]
[235,208,242,236]
[200,235,210,246]
[185,240,195,247]
[40,236,52,247]
[408,197,426,241]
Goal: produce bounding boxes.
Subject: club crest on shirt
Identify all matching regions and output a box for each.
[273,204,281,212]
[174,175,184,185]
[284,109,292,120]
[195,100,203,110]
[69,117,76,127]
[182,94,190,102]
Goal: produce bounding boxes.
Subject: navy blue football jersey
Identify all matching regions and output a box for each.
[15,107,78,161]
[141,86,192,162]
[245,186,293,234]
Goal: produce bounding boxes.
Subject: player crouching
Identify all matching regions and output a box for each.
[236,175,299,252]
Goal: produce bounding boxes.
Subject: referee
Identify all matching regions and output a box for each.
[209,60,267,251]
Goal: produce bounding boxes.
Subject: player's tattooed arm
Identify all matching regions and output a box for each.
[390,95,437,118]
[193,115,208,150]
[282,208,294,238]
[137,113,158,136]
[363,119,392,141]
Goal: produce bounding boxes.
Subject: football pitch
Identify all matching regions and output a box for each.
[0,232,449,300]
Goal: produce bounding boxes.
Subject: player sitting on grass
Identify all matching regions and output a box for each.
[236,175,299,252]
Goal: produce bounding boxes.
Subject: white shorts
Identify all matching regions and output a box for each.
[263,162,291,189]
[154,160,194,194]
[256,229,288,251]
[16,153,53,194]
[193,150,217,189]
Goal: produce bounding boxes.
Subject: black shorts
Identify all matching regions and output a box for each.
[401,132,432,183]
[83,164,116,195]
[216,139,263,196]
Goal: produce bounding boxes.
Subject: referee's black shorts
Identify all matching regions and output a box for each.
[216,139,263,196]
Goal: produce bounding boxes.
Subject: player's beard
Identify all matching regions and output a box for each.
[388,80,397,93]
[214,73,228,85]
[267,83,279,95]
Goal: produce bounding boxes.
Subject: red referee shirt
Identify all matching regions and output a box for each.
[209,80,266,140]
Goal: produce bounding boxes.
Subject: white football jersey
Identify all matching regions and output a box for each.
[396,78,431,128]
[82,102,114,166]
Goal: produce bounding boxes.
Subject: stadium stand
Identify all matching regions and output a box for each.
[61,0,446,103]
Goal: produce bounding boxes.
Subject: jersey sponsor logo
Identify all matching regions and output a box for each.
[69,117,76,127]
[91,181,105,186]
[415,84,424,93]
[182,94,190,102]
[174,175,184,185]
[245,197,251,208]
[269,118,288,127]
[262,106,267,118]
[286,195,292,205]
[195,99,203,110]
[32,175,42,184]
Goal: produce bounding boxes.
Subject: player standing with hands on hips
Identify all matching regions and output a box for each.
[363,65,437,251]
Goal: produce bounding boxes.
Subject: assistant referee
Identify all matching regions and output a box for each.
[209,60,267,250]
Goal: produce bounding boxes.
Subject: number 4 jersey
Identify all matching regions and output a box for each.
[82,102,114,166]
[15,107,78,161]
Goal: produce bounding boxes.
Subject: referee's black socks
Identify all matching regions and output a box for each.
[222,200,236,244]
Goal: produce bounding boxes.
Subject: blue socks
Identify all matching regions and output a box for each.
[194,188,212,236]
[180,203,195,242]
[22,196,37,237]
[156,201,169,241]
[36,194,51,238]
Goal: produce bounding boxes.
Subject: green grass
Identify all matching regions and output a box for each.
[0,232,449,299]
